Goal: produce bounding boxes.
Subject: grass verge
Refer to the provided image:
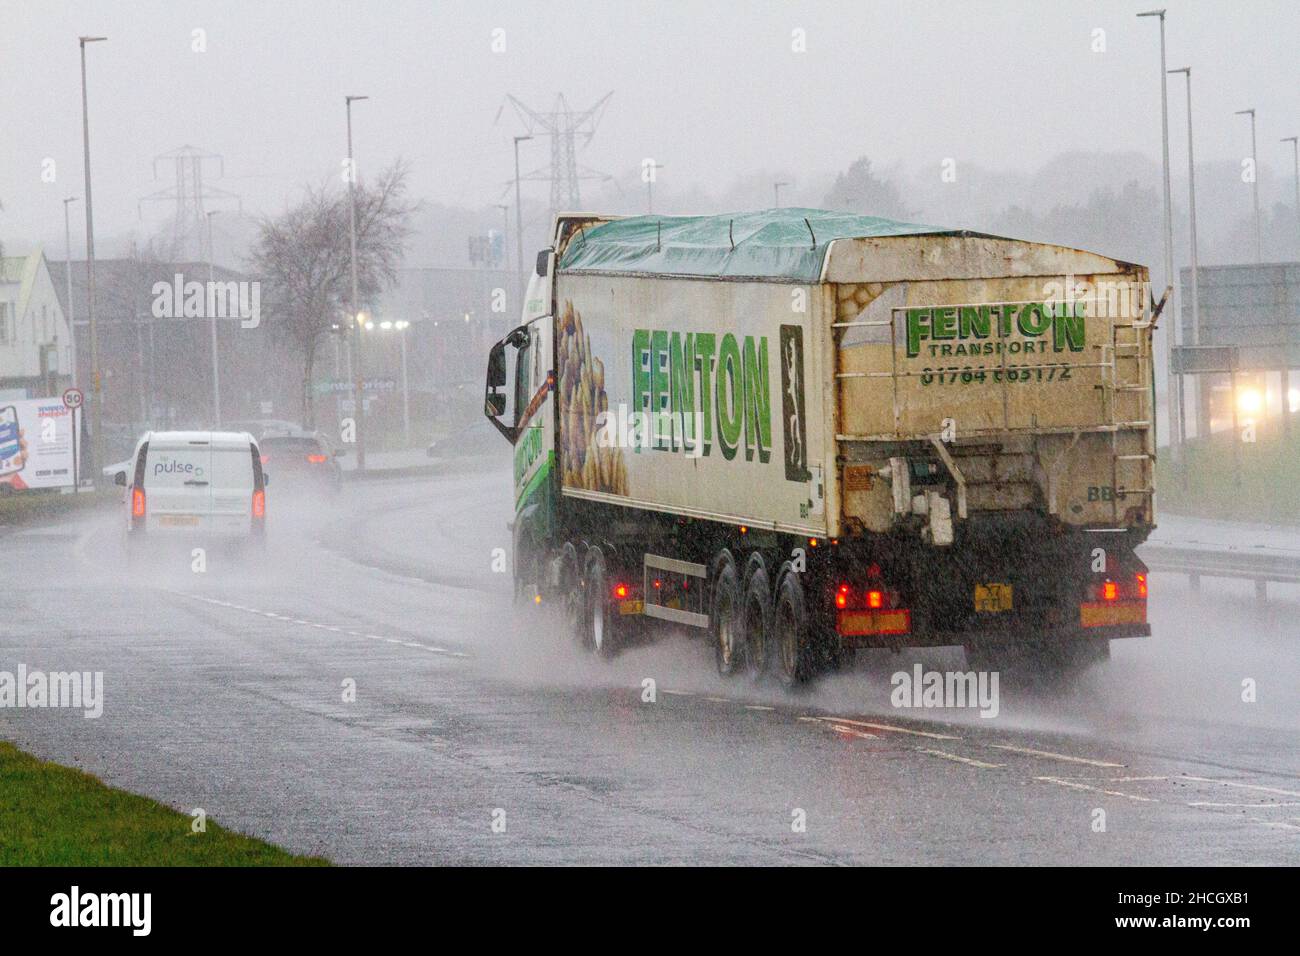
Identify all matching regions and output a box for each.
[0,488,116,528]
[1157,418,1300,524]
[0,741,328,866]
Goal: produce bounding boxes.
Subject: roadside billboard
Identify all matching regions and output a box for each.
[0,397,77,491]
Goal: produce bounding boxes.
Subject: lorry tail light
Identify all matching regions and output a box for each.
[1102,580,1118,602]
[835,584,850,609]
[252,489,265,518]
[613,583,628,600]
[866,589,883,609]
[1135,573,1147,599]
[306,454,327,464]
[260,454,269,465]
[131,487,146,519]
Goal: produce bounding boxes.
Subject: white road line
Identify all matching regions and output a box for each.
[918,749,1004,769]
[1035,776,1159,802]
[819,717,960,741]
[169,590,467,658]
[662,690,694,697]
[703,696,731,703]
[828,724,880,740]
[989,744,1125,768]
[1182,776,1300,798]
[745,705,775,712]
[1251,818,1300,832]
[1188,801,1300,808]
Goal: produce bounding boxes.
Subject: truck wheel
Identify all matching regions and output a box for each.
[711,554,744,677]
[583,548,618,658]
[741,557,773,680]
[774,563,812,689]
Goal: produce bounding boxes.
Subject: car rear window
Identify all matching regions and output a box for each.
[142,445,209,488]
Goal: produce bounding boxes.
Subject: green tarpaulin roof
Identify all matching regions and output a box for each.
[559,208,987,281]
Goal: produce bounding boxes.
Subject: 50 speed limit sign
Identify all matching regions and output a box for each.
[63,388,84,410]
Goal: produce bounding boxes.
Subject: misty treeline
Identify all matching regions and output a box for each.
[249,161,419,426]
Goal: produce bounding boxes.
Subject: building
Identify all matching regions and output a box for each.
[0,249,74,399]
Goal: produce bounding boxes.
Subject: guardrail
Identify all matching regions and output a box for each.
[1138,544,1300,603]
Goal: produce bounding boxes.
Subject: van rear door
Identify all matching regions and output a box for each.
[142,438,213,531]
[207,440,255,535]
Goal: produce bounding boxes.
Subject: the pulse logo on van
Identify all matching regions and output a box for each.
[152,457,205,478]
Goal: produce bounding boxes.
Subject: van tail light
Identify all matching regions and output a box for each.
[260,454,269,465]
[306,454,327,464]
[1135,573,1148,599]
[252,489,265,518]
[131,487,146,519]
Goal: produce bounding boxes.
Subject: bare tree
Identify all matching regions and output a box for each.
[249,161,417,426]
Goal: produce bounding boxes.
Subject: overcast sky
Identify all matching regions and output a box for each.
[3,0,1298,253]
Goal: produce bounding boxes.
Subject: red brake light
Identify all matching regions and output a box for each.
[306,454,327,464]
[835,584,850,609]
[260,454,269,465]
[252,489,265,518]
[613,583,628,599]
[867,589,883,609]
[131,487,146,518]
[1102,580,1118,602]
[1135,573,1147,599]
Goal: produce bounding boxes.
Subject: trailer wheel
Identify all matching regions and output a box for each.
[774,562,812,688]
[741,556,773,680]
[711,553,744,677]
[583,548,618,658]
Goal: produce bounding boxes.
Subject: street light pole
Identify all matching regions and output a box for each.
[79,35,106,482]
[206,210,221,427]
[645,162,665,214]
[495,203,510,274]
[1171,67,1203,435]
[1235,108,1261,261]
[347,94,369,471]
[1138,9,1181,451]
[62,197,79,393]
[774,181,789,209]
[513,134,532,298]
[396,320,410,448]
[1282,135,1299,434]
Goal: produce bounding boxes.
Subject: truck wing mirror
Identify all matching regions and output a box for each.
[535,248,552,277]
[485,392,507,417]
[487,341,507,388]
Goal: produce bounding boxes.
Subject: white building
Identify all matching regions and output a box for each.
[0,249,73,398]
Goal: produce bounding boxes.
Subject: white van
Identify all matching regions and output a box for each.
[113,431,267,544]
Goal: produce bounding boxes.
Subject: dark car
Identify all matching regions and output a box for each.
[258,433,343,493]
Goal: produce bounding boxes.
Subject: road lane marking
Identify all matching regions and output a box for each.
[819,717,960,741]
[1181,776,1300,798]
[703,696,731,703]
[1035,776,1158,802]
[1188,801,1300,808]
[918,749,1004,769]
[989,744,1124,768]
[745,705,775,712]
[828,724,880,740]
[169,591,467,658]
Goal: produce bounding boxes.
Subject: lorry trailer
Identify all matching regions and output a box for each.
[485,209,1155,684]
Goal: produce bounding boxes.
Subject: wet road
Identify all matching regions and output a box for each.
[2,461,1298,864]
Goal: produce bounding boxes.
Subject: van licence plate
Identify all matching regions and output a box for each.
[159,515,200,527]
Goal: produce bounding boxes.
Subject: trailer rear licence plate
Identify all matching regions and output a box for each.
[974,583,1013,612]
[159,515,199,527]
[618,599,644,615]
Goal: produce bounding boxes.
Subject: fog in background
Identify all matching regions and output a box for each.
[3,0,1299,284]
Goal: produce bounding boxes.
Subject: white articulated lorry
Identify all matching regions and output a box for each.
[485,209,1156,685]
